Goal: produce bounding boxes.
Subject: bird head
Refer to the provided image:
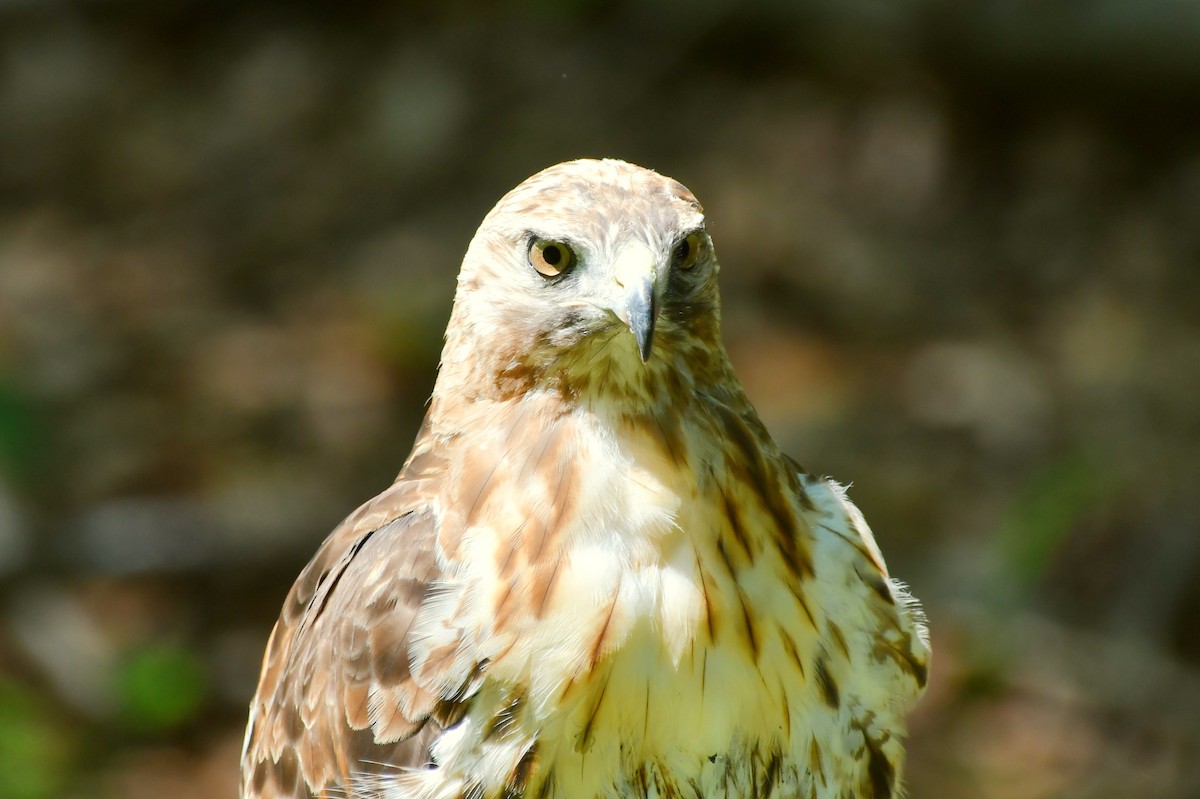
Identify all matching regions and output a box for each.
[438,159,728,407]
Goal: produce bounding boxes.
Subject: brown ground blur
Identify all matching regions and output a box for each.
[1,2,1198,797]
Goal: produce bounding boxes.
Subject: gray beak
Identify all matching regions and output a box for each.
[610,241,661,363]
[625,277,658,363]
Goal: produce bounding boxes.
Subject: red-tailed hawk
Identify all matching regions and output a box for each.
[241,159,929,799]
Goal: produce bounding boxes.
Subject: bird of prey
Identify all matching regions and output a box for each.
[241,159,929,799]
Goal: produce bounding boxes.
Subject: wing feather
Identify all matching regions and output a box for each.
[798,469,930,700]
[241,465,478,798]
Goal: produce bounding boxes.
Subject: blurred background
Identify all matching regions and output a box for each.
[1,1,1199,797]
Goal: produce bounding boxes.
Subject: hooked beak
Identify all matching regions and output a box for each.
[610,242,660,362]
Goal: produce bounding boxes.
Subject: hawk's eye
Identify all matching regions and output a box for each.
[673,233,702,270]
[529,239,576,278]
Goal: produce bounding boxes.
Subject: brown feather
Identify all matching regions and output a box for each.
[240,446,476,797]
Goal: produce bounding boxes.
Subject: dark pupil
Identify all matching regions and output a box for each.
[675,240,691,261]
[543,245,562,266]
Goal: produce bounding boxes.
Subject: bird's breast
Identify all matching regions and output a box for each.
[417,398,914,799]
[444,406,834,799]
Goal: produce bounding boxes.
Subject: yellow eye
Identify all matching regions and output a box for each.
[673,233,702,270]
[529,239,576,278]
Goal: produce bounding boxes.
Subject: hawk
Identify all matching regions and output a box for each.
[241,159,929,799]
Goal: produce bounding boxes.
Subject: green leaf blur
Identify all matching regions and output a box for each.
[116,645,207,733]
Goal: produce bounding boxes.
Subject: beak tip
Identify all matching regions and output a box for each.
[629,301,657,364]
